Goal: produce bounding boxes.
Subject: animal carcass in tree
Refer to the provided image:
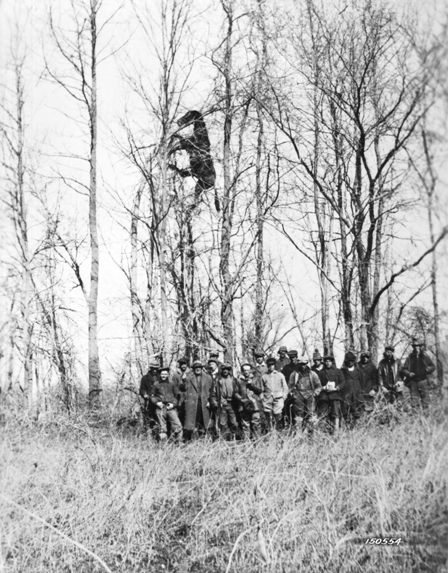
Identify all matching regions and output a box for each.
[168,110,219,211]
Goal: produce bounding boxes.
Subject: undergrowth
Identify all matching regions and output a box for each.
[0,405,447,572]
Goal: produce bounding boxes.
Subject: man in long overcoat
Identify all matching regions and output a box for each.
[378,345,405,405]
[180,360,216,439]
[341,351,364,425]
[317,355,346,432]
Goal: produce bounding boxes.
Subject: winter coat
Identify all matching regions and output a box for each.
[139,371,158,398]
[172,367,191,406]
[402,351,435,382]
[288,367,322,399]
[180,371,215,431]
[358,361,379,396]
[317,366,346,401]
[235,374,263,412]
[282,362,298,383]
[378,357,403,390]
[341,364,364,402]
[212,375,238,407]
[150,378,180,408]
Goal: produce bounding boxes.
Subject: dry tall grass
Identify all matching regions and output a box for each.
[1,404,447,572]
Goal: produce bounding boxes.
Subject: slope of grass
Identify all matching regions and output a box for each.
[0,406,447,573]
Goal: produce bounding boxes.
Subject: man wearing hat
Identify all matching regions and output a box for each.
[212,363,239,438]
[253,350,267,379]
[378,345,405,405]
[172,357,191,424]
[207,358,221,383]
[150,367,183,441]
[311,350,324,375]
[287,355,322,430]
[139,361,160,428]
[402,337,435,409]
[282,350,299,382]
[261,357,289,429]
[317,355,345,432]
[235,363,264,439]
[208,351,223,371]
[341,351,364,425]
[358,351,379,414]
[275,346,290,372]
[180,361,216,439]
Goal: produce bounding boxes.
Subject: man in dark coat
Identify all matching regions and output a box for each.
[317,355,346,432]
[378,345,405,405]
[180,361,216,439]
[139,362,160,428]
[275,346,290,372]
[235,363,264,439]
[358,351,379,413]
[282,349,299,382]
[212,363,238,438]
[287,356,321,430]
[341,351,364,425]
[150,367,182,441]
[402,337,436,409]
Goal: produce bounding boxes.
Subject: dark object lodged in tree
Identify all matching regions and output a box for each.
[168,110,219,210]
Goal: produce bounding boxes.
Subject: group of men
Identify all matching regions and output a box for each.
[139,338,436,441]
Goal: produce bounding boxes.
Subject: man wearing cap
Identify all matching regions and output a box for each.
[180,361,216,439]
[150,367,183,441]
[208,351,223,371]
[212,363,239,438]
[282,350,299,382]
[287,356,322,430]
[341,351,364,425]
[317,355,346,431]
[235,363,264,439]
[311,350,324,375]
[378,345,405,405]
[139,362,160,428]
[262,357,289,429]
[402,337,435,409]
[358,351,379,414]
[253,350,268,379]
[275,346,290,372]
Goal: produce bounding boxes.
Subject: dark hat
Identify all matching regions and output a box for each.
[411,337,423,346]
[345,351,357,362]
[278,346,288,353]
[192,360,202,368]
[360,350,370,358]
[254,350,265,357]
[178,357,188,365]
[297,355,308,364]
[313,349,322,360]
[323,355,335,362]
[384,345,394,352]
[288,349,298,357]
[221,363,232,370]
[209,351,219,358]
[158,366,169,373]
[266,357,276,366]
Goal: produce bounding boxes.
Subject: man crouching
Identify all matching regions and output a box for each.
[150,367,183,442]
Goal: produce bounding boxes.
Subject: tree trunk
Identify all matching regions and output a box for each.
[88,1,102,409]
[220,0,235,364]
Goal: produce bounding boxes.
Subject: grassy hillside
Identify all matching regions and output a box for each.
[0,406,447,573]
